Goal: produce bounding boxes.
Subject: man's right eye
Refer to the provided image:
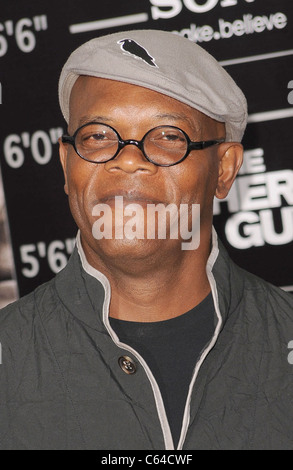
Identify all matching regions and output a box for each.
[81,132,108,144]
[91,133,107,140]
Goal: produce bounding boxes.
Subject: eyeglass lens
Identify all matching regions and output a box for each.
[75,123,189,165]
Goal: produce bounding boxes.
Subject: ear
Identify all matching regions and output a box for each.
[215,142,243,199]
[58,137,69,195]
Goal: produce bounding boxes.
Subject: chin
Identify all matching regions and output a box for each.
[95,237,159,257]
[92,237,180,265]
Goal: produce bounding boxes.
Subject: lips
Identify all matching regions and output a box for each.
[98,189,165,206]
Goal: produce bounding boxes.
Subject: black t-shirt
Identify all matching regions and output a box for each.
[110,293,215,448]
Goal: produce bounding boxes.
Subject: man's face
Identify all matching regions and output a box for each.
[59,76,240,264]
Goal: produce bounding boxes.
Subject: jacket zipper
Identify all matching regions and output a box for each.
[177,228,223,449]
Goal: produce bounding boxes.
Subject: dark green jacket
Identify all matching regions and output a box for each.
[1,231,293,450]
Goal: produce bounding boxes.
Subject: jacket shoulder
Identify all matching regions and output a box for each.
[0,278,57,329]
[0,246,80,330]
[237,263,293,313]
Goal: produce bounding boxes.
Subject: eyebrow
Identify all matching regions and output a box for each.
[153,113,202,132]
[154,112,194,122]
[76,112,202,134]
[77,115,114,126]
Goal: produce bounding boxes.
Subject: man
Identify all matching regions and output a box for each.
[1,30,293,450]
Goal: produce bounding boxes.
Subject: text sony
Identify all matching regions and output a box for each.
[150,0,256,20]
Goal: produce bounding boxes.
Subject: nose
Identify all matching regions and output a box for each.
[104,141,158,175]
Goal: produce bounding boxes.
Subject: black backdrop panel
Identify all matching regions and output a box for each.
[0,0,292,298]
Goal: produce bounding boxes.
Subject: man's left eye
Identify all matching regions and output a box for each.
[163,134,181,141]
[91,133,107,140]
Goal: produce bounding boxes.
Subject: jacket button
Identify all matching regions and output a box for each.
[118,356,136,375]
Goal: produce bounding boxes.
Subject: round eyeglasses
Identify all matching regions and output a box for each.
[62,122,225,167]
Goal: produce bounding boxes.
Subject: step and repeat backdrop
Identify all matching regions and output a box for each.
[0,0,292,306]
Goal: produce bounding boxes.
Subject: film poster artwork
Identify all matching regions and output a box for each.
[0,166,18,308]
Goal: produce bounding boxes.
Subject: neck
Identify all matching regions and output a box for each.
[79,232,212,322]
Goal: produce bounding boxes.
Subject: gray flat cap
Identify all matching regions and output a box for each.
[59,29,247,142]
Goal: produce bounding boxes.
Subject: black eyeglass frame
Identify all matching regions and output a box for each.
[61,122,225,167]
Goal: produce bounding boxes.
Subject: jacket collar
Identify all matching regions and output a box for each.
[210,228,245,325]
[54,229,244,331]
[54,233,111,332]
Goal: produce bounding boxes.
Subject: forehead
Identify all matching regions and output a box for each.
[68,76,223,135]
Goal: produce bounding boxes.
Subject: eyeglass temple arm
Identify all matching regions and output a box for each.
[62,135,75,144]
[189,139,225,150]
